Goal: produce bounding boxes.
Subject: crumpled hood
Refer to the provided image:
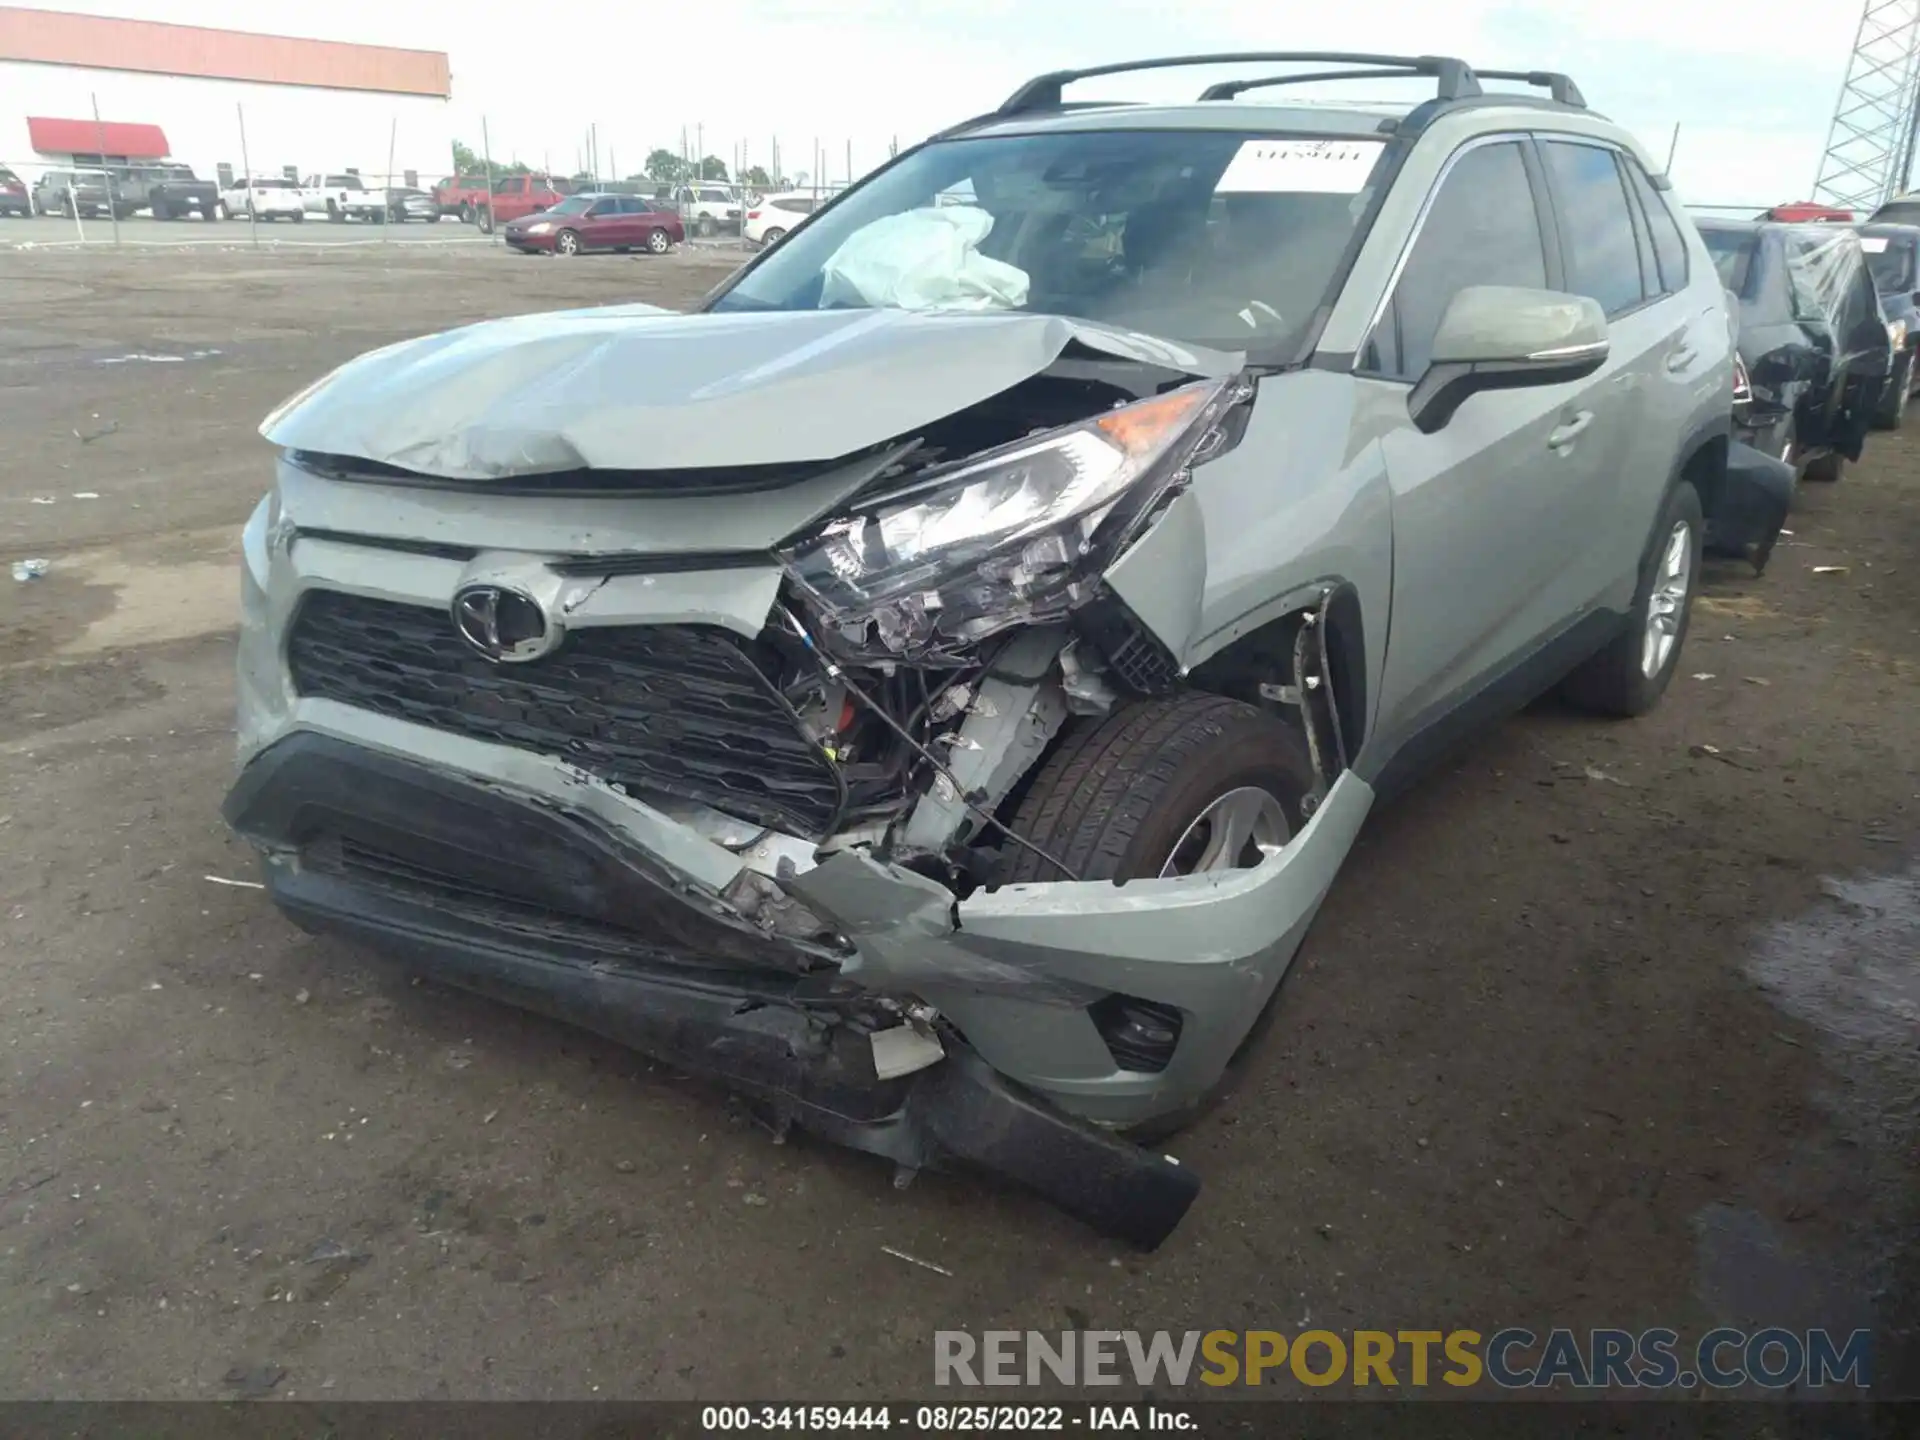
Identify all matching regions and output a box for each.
[259,302,1239,480]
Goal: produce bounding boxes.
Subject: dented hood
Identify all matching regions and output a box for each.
[259,302,1238,480]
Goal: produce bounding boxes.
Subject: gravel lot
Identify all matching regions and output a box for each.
[1,245,1915,1403]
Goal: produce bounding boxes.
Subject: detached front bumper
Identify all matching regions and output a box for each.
[225,732,1200,1248]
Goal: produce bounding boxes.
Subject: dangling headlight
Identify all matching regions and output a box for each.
[779,377,1243,657]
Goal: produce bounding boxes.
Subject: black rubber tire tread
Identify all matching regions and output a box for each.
[1002,694,1311,885]
[1561,480,1703,718]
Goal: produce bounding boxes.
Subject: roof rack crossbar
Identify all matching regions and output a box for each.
[1198,68,1440,101]
[1472,69,1586,108]
[996,52,1482,116]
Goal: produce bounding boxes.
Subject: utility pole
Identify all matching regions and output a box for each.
[1814,0,1920,208]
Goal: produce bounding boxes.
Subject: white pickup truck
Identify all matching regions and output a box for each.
[220,176,306,222]
[298,173,385,222]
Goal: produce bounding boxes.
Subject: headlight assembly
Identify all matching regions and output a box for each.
[1889,318,1908,349]
[779,376,1243,657]
[527,222,552,235]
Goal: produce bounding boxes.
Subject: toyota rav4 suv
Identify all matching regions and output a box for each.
[226,53,1735,1248]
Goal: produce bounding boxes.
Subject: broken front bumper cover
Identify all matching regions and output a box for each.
[223,733,1200,1248]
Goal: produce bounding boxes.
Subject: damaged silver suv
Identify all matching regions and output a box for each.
[226,53,1734,1247]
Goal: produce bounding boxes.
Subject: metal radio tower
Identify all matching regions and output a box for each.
[1813,0,1920,210]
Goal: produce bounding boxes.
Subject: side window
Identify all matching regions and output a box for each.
[1623,158,1689,293]
[1541,141,1648,316]
[1371,141,1547,380]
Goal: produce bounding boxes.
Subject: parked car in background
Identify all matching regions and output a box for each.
[1871,191,1920,225]
[743,191,819,247]
[220,176,305,222]
[477,174,574,231]
[299,174,385,223]
[432,173,492,221]
[0,166,30,217]
[231,53,1738,1247]
[673,182,742,237]
[502,193,682,255]
[1854,222,1920,427]
[1699,218,1891,483]
[31,168,113,218]
[108,162,219,220]
[1762,201,1853,223]
[384,187,441,223]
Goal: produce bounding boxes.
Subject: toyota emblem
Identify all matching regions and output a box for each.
[450,584,557,663]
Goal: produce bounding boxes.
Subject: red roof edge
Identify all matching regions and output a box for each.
[27,116,170,157]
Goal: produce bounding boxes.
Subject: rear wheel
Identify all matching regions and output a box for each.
[478,208,495,234]
[327,201,343,223]
[153,199,172,220]
[763,226,787,245]
[645,227,671,254]
[696,214,715,238]
[554,228,581,256]
[1802,449,1846,483]
[1561,480,1703,717]
[1874,352,1912,429]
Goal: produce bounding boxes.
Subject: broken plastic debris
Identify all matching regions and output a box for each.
[71,492,100,500]
[1690,743,1722,757]
[869,1024,946,1080]
[1691,673,1715,681]
[203,874,265,890]
[881,1245,953,1276]
[1811,565,1849,576]
[12,559,49,582]
[29,495,55,505]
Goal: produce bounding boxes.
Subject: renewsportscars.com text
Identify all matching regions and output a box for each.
[933,1327,1872,1390]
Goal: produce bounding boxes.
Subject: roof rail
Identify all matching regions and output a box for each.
[1198,67,1445,101]
[1472,69,1586,108]
[995,52,1482,116]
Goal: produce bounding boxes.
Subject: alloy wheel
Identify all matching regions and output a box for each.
[1158,786,1291,878]
[1640,519,1693,679]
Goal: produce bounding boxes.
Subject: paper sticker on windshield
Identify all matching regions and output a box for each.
[1215,139,1385,195]
[1861,235,1890,253]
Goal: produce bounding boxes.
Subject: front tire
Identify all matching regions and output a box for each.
[554,228,581,256]
[1561,480,1703,717]
[1002,694,1314,886]
[645,227,671,254]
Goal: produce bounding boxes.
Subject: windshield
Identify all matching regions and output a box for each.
[1699,227,1758,298]
[1863,235,1915,294]
[545,195,595,215]
[708,128,1387,356]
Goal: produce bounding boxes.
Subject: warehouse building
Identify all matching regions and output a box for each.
[0,5,453,187]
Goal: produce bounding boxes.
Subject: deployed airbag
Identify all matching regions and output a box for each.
[820,207,1030,313]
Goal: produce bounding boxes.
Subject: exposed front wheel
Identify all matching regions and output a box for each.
[1561,480,1703,717]
[554,228,580,256]
[645,227,671,254]
[1002,694,1314,886]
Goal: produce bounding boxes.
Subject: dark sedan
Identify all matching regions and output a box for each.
[383,188,441,223]
[1698,218,1892,485]
[1856,222,1920,428]
[0,166,29,217]
[502,193,684,256]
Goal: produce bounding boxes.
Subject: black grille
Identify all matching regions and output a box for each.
[1090,994,1184,1074]
[287,591,843,836]
[1076,592,1181,696]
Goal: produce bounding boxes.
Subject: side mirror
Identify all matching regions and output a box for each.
[1410,286,1611,434]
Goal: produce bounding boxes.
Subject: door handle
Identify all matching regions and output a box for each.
[1548,411,1594,450]
[1665,345,1697,373]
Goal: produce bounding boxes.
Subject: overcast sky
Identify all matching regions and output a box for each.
[56,0,1860,200]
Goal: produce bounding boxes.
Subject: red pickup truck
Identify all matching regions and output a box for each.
[477,174,574,231]
[431,173,492,222]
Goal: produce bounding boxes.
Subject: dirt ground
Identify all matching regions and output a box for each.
[1,246,1916,1404]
